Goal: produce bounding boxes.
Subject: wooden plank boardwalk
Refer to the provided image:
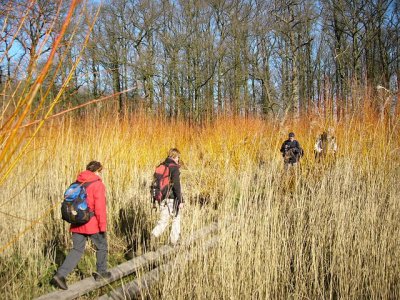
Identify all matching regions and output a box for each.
[99,235,220,300]
[35,222,219,300]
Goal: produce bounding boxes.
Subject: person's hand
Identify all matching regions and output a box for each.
[179,202,184,209]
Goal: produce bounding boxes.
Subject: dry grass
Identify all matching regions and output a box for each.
[0,112,399,299]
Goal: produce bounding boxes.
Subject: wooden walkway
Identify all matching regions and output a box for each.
[35,222,220,300]
[99,235,219,300]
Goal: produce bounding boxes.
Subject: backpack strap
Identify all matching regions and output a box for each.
[161,162,178,174]
[161,162,178,201]
[164,162,178,170]
[160,163,170,177]
[164,162,178,181]
[75,179,100,215]
[77,179,100,187]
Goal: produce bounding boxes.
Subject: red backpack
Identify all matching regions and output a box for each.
[150,162,177,205]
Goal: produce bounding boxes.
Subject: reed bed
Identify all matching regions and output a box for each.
[0,112,399,299]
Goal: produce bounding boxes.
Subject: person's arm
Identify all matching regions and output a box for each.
[296,141,304,156]
[94,182,107,232]
[280,142,286,153]
[170,165,182,204]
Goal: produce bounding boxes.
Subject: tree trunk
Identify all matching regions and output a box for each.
[112,63,123,114]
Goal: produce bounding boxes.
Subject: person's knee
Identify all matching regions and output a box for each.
[97,241,108,251]
[71,246,85,254]
[97,238,108,250]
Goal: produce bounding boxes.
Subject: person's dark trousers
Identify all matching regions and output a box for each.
[57,232,108,278]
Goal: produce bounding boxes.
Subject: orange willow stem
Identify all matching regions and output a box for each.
[23,1,101,129]
[0,0,80,183]
[37,1,80,85]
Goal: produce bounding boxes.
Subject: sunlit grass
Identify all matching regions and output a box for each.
[0,111,398,298]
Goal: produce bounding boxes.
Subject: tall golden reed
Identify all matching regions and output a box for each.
[0,110,398,299]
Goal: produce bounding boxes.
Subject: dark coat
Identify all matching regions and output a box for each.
[280,139,303,164]
[164,157,183,204]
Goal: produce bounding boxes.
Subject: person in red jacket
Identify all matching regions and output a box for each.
[51,161,111,290]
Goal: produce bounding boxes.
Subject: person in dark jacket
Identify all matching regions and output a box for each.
[151,148,184,246]
[51,161,111,290]
[280,132,303,169]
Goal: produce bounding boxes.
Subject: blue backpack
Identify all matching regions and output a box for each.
[61,180,97,225]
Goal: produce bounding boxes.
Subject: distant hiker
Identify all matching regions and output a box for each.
[280,132,304,169]
[150,148,184,247]
[314,131,338,161]
[51,161,111,290]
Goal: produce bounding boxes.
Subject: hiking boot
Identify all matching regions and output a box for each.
[50,274,68,290]
[124,250,134,260]
[93,271,112,281]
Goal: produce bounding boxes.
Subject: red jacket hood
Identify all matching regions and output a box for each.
[76,170,101,183]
